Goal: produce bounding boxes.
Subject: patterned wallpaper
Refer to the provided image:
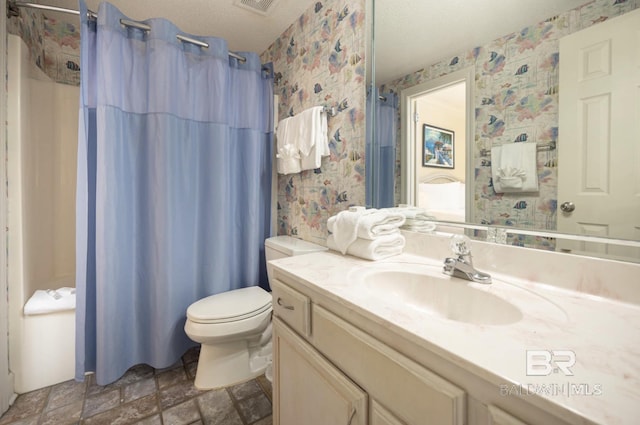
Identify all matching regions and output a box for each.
[8,7,81,86]
[380,0,638,249]
[12,0,634,249]
[261,0,367,246]
[10,0,367,247]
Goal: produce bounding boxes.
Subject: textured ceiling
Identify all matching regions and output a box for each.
[21,0,316,53]
[18,0,588,82]
[374,0,588,83]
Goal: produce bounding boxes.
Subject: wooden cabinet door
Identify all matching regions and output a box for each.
[273,317,368,425]
[313,305,466,425]
[371,400,406,425]
[488,405,529,425]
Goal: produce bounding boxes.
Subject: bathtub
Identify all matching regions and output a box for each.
[14,302,76,393]
[7,35,79,393]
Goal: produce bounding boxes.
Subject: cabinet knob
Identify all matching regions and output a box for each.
[277,297,295,310]
[347,407,356,425]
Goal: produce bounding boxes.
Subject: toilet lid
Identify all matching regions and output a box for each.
[187,286,272,324]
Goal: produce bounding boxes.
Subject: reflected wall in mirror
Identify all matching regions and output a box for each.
[372,0,640,261]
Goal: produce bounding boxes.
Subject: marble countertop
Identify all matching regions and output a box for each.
[268,250,640,425]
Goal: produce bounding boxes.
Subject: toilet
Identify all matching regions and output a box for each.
[184,235,327,389]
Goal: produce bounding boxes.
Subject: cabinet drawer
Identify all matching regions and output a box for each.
[313,305,465,425]
[270,278,311,337]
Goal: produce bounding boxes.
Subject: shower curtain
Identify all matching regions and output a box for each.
[76,1,273,385]
[366,87,397,208]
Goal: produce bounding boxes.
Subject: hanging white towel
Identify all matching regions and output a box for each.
[297,106,329,170]
[327,233,405,261]
[276,117,301,175]
[491,143,539,193]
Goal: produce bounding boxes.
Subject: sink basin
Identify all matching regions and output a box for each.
[359,268,523,325]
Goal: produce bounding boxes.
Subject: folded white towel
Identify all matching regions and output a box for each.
[327,233,405,261]
[491,143,539,193]
[404,217,436,226]
[328,208,405,249]
[355,210,405,240]
[327,210,365,254]
[24,287,76,316]
[386,205,434,221]
[276,117,301,175]
[401,223,436,233]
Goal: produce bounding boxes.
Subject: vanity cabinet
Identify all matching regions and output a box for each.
[273,317,367,425]
[271,277,465,425]
[487,405,529,425]
[370,401,405,425]
[267,242,632,425]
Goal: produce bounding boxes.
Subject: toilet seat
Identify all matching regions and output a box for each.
[187,286,272,324]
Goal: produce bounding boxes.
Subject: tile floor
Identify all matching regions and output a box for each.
[0,347,272,425]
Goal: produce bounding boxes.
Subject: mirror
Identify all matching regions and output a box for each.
[369,0,640,262]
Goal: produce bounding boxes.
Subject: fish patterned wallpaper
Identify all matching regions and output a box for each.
[10,0,367,247]
[261,0,367,246]
[8,7,81,86]
[380,0,638,250]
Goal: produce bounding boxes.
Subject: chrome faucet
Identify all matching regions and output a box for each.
[443,235,492,284]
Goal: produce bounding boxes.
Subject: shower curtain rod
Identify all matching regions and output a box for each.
[7,1,249,63]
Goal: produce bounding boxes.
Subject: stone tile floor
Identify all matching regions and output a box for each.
[0,347,272,425]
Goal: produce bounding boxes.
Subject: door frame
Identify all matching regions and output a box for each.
[400,66,475,220]
[0,0,16,413]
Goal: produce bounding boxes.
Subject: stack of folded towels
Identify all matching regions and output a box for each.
[386,205,437,233]
[327,206,406,260]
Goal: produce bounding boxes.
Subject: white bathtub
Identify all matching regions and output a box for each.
[15,306,76,393]
[7,35,79,393]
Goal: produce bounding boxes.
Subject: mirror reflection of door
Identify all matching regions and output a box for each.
[412,82,467,222]
[558,9,640,260]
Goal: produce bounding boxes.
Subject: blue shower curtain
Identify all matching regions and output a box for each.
[75,1,273,385]
[366,87,397,208]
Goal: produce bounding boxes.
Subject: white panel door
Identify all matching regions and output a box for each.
[558,9,640,259]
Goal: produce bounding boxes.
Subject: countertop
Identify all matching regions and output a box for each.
[268,250,640,425]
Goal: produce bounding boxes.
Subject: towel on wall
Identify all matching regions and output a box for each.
[491,143,539,193]
[275,107,329,174]
[275,117,301,175]
[296,106,329,170]
[327,233,405,261]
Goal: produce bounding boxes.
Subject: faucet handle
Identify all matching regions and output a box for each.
[450,234,472,256]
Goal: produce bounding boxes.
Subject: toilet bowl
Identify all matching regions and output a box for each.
[184,235,327,389]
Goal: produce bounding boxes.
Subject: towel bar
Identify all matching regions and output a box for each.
[322,106,337,117]
[480,141,555,157]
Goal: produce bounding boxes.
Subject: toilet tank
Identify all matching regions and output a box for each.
[265,236,327,261]
[265,236,327,283]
